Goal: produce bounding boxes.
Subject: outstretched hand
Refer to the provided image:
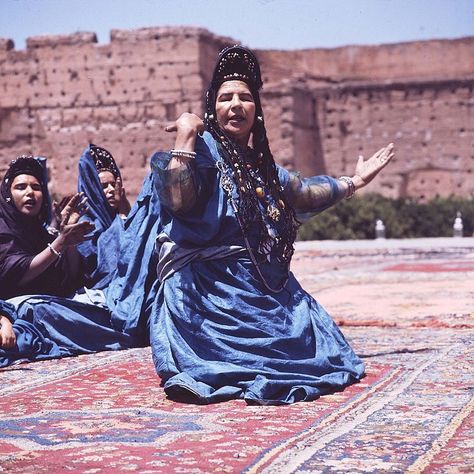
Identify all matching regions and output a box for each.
[59,193,89,226]
[51,195,73,231]
[353,143,395,189]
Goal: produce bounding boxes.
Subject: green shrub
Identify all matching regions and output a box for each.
[297,194,474,240]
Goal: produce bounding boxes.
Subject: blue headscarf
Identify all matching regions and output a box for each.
[77,144,123,281]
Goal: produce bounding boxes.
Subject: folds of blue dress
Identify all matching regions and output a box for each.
[150,133,365,405]
[0,155,162,368]
[101,166,162,342]
[77,145,122,285]
[78,146,162,341]
[0,293,135,368]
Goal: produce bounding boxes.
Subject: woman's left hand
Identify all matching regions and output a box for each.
[0,316,16,349]
[352,143,395,189]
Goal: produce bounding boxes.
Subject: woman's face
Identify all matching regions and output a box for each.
[10,174,44,217]
[98,171,118,209]
[215,80,256,147]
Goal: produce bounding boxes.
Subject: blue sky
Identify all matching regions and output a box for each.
[1,0,473,50]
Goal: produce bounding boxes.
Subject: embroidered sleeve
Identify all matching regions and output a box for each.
[282,173,347,219]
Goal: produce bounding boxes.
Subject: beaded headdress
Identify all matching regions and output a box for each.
[3,155,44,185]
[211,45,263,92]
[89,144,119,178]
[204,45,299,292]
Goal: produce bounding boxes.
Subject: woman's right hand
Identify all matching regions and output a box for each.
[57,193,95,247]
[165,113,204,149]
[114,177,131,218]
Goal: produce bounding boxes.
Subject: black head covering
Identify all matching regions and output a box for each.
[203,45,299,291]
[89,144,119,178]
[0,155,63,298]
[210,45,263,92]
[0,155,50,227]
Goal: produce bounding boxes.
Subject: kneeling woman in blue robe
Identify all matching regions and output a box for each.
[150,46,395,405]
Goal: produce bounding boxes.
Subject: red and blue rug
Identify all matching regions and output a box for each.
[1,242,473,472]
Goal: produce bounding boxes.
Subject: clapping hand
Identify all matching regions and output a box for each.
[114,177,131,218]
[58,193,95,246]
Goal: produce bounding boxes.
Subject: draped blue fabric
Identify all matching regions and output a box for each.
[77,145,123,283]
[0,293,135,368]
[101,163,162,342]
[0,155,162,367]
[77,145,162,340]
[150,132,365,405]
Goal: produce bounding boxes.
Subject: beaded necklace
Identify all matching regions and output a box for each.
[215,141,289,293]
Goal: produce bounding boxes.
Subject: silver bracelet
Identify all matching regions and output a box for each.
[170,149,197,160]
[339,176,356,199]
[47,243,62,259]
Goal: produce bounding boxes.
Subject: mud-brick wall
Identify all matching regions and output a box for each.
[260,83,324,177]
[1,28,473,201]
[259,37,474,83]
[310,79,474,200]
[0,28,230,199]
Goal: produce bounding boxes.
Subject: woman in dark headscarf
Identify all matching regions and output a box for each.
[0,155,94,299]
[0,152,146,367]
[0,150,161,367]
[150,45,394,405]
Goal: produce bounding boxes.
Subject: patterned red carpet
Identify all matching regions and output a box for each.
[1,239,473,473]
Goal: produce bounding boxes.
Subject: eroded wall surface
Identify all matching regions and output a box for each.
[1,28,472,201]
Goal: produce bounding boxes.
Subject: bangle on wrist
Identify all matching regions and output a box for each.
[339,176,356,199]
[170,149,197,160]
[47,243,62,259]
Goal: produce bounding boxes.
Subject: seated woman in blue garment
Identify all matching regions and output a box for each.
[150,45,395,405]
[75,143,162,340]
[77,144,131,285]
[0,155,137,366]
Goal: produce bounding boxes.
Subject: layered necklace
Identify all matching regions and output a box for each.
[215,141,291,293]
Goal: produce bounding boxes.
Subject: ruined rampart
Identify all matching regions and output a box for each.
[0,27,472,201]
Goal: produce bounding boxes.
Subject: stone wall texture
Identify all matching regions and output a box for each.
[0,26,473,201]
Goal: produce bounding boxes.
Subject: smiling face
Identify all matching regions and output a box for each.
[98,170,118,209]
[10,174,44,217]
[215,80,256,148]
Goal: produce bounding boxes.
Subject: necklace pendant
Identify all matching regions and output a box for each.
[267,205,281,221]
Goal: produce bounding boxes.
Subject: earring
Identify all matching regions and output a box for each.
[256,116,263,122]
[6,197,11,202]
